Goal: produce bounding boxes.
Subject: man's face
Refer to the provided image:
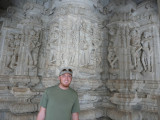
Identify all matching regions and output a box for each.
[59,73,72,88]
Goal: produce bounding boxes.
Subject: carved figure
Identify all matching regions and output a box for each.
[78,20,90,67]
[80,20,87,35]
[26,29,40,66]
[10,34,21,69]
[6,34,15,69]
[107,26,119,69]
[130,29,142,70]
[68,31,77,66]
[47,42,56,65]
[79,38,89,67]
[141,30,153,72]
[108,26,119,47]
[107,47,118,69]
[31,31,41,66]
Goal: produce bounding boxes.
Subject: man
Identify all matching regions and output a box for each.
[37,68,80,120]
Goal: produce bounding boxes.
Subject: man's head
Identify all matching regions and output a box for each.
[59,68,73,89]
[59,68,73,76]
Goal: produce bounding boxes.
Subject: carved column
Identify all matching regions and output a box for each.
[0,3,45,119]
[105,0,160,120]
[41,0,106,119]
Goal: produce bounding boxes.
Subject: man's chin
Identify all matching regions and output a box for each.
[62,83,70,87]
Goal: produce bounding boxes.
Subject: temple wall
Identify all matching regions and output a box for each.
[0,0,159,120]
[105,0,160,120]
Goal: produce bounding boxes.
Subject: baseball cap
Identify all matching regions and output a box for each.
[59,67,73,76]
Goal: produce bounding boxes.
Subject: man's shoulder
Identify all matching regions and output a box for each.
[69,87,78,96]
[45,85,58,92]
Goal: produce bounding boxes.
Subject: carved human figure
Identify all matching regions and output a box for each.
[31,31,41,66]
[68,45,76,66]
[5,34,15,69]
[79,38,89,67]
[68,26,77,66]
[51,23,59,44]
[89,49,96,66]
[78,20,89,67]
[79,20,87,41]
[107,47,118,69]
[130,29,142,70]
[141,30,153,72]
[47,23,59,65]
[59,26,66,44]
[107,26,119,69]
[108,26,119,47]
[10,34,21,69]
[26,29,39,66]
[90,29,102,68]
[47,41,56,65]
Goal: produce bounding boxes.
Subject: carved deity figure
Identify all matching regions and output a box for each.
[47,39,57,65]
[108,26,119,47]
[9,34,21,69]
[107,47,118,69]
[130,28,142,70]
[141,30,153,72]
[107,26,119,69]
[79,20,87,41]
[68,22,78,66]
[5,34,15,69]
[90,29,102,68]
[26,29,40,66]
[31,31,41,66]
[48,24,59,65]
[79,20,90,67]
[79,38,89,67]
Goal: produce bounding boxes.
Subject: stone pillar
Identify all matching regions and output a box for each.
[105,0,160,120]
[41,0,106,119]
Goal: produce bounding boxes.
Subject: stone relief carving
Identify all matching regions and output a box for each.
[129,28,142,71]
[2,27,41,76]
[23,28,41,74]
[5,34,15,70]
[47,22,59,66]
[27,29,41,66]
[141,30,153,72]
[79,20,87,67]
[68,22,78,66]
[4,33,22,74]
[105,0,159,119]
[107,47,118,69]
[46,17,103,76]
[107,26,119,70]
[0,0,159,120]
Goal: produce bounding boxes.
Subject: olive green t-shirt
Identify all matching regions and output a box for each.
[40,85,80,120]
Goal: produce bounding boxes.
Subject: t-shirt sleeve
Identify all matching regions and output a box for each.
[40,90,48,108]
[72,96,80,113]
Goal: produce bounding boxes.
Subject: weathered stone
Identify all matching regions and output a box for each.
[10,87,38,99]
[9,113,37,120]
[0,0,159,120]
[79,109,104,120]
[10,103,38,114]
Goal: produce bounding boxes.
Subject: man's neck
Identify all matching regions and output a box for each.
[59,84,69,90]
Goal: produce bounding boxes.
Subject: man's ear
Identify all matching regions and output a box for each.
[58,76,60,80]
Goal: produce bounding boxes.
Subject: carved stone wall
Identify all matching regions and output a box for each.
[104,0,160,120]
[0,0,159,120]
